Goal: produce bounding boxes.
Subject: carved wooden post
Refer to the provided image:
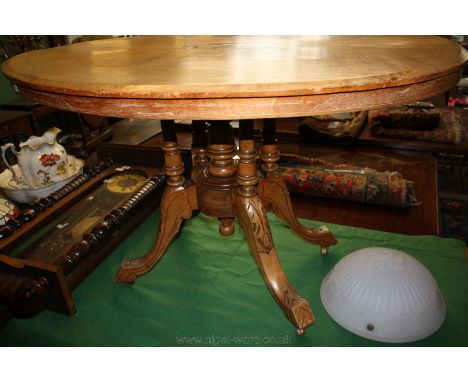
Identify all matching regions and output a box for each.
[204,120,237,235]
[161,120,184,187]
[237,119,257,197]
[261,118,280,177]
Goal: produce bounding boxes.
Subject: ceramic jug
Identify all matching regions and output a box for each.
[1,127,68,188]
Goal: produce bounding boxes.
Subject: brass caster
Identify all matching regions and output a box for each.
[296,328,305,336]
[320,246,329,256]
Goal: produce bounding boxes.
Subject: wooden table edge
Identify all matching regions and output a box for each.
[12,70,462,120]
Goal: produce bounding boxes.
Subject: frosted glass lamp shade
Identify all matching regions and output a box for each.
[320,247,446,343]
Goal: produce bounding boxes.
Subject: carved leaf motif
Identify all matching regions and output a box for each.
[284,289,306,307]
[295,305,315,329]
[284,289,315,329]
[245,198,273,252]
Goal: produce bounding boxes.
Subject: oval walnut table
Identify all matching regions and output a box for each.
[3,36,467,335]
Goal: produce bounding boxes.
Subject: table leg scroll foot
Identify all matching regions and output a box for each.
[115,185,197,283]
[236,194,315,333]
[258,175,338,252]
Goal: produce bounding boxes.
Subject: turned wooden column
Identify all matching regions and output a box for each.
[207,121,236,178]
[201,120,237,235]
[161,120,184,187]
[237,119,258,197]
[261,118,280,177]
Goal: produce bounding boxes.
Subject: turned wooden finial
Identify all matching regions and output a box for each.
[219,217,235,236]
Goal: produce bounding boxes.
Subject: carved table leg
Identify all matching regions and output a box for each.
[236,120,314,334]
[258,176,337,254]
[258,119,337,255]
[116,185,197,283]
[116,120,198,283]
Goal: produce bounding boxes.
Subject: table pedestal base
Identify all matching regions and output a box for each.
[115,119,337,334]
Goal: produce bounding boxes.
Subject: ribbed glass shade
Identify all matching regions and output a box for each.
[320,247,446,343]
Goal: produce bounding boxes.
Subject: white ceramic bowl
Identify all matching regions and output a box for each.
[0,155,84,204]
[320,247,446,343]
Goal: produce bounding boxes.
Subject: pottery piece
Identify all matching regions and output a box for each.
[0,155,84,204]
[1,127,69,188]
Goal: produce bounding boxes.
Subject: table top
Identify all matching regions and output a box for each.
[2,36,468,120]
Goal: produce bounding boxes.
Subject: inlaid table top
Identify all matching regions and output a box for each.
[2,35,467,120]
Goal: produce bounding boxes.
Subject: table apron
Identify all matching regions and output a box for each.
[14,71,461,120]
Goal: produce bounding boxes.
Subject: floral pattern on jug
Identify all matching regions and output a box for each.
[1,127,69,188]
[37,169,52,186]
[40,153,61,167]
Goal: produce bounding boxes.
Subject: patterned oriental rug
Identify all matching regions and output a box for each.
[278,154,421,208]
